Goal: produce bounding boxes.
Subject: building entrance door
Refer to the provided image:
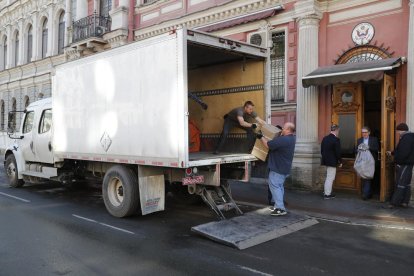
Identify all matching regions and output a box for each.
[380,74,396,201]
[331,83,362,193]
[331,75,396,201]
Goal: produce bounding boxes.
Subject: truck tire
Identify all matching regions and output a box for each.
[5,154,24,188]
[102,165,140,218]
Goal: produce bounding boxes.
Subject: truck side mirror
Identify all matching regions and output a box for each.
[7,112,16,134]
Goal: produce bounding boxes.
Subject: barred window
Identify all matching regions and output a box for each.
[270,32,285,103]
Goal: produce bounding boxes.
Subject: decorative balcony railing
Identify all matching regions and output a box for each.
[72,13,111,43]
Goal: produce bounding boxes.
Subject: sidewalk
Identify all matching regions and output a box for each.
[230,180,414,228]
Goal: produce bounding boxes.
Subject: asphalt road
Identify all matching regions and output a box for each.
[1,168,414,276]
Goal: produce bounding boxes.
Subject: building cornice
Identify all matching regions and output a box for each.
[134,0,285,40]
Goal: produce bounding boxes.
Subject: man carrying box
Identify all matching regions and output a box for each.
[214,101,266,154]
[257,122,296,216]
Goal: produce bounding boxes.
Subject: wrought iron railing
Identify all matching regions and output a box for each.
[72,13,111,43]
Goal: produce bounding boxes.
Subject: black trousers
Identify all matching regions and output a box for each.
[390,164,413,205]
[215,117,255,153]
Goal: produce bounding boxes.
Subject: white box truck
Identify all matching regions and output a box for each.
[3,29,270,219]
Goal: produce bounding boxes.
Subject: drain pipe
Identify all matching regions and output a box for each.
[128,0,135,42]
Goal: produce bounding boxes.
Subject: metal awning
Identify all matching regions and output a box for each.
[302,57,403,88]
[197,6,283,33]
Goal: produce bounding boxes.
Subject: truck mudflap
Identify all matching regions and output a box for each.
[192,208,319,250]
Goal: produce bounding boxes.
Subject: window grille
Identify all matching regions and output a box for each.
[1,100,4,131]
[270,32,285,103]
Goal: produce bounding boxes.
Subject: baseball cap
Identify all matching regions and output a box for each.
[396,123,409,131]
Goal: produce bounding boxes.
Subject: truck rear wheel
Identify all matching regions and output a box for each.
[102,165,140,218]
[5,154,24,188]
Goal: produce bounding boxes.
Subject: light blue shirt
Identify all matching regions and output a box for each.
[363,137,369,145]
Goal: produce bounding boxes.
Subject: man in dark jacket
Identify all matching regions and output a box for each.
[388,123,414,208]
[356,126,379,200]
[321,124,342,199]
[258,122,296,216]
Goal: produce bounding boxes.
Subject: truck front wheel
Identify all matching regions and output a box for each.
[5,154,24,188]
[102,165,140,218]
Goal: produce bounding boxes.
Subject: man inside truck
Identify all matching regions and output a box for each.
[214,101,266,154]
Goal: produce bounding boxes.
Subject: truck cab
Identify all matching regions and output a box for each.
[4,98,57,187]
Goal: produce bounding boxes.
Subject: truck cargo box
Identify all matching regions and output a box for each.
[52,29,269,168]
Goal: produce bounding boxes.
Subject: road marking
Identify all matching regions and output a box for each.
[0,192,30,203]
[237,265,273,276]
[99,223,135,235]
[72,214,97,223]
[72,214,135,235]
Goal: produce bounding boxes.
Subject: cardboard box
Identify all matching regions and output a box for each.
[251,124,282,161]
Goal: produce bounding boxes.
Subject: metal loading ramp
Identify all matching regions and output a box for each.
[192,208,318,250]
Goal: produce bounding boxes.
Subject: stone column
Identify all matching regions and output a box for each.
[6,26,12,69]
[31,12,39,61]
[291,14,322,189]
[406,0,414,202]
[47,6,55,56]
[18,19,24,65]
[76,0,88,20]
[64,0,73,46]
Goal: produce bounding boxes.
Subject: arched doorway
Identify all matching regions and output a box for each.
[331,45,396,201]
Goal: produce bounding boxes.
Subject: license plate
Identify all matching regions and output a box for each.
[182,175,204,185]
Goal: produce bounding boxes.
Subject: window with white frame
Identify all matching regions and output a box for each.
[14,31,19,66]
[41,19,48,58]
[2,36,7,70]
[58,12,65,54]
[270,31,285,103]
[27,25,33,63]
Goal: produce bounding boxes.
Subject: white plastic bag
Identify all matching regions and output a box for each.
[353,143,375,179]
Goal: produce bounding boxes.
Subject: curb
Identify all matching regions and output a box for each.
[235,200,414,230]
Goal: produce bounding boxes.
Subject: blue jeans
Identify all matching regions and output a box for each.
[269,171,288,211]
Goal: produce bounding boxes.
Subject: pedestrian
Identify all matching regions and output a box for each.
[257,122,296,216]
[387,123,414,208]
[214,101,266,154]
[356,126,379,200]
[321,124,342,199]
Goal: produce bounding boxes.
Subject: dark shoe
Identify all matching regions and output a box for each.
[271,208,287,216]
[324,194,336,200]
[385,204,396,209]
[401,203,409,208]
[213,151,219,155]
